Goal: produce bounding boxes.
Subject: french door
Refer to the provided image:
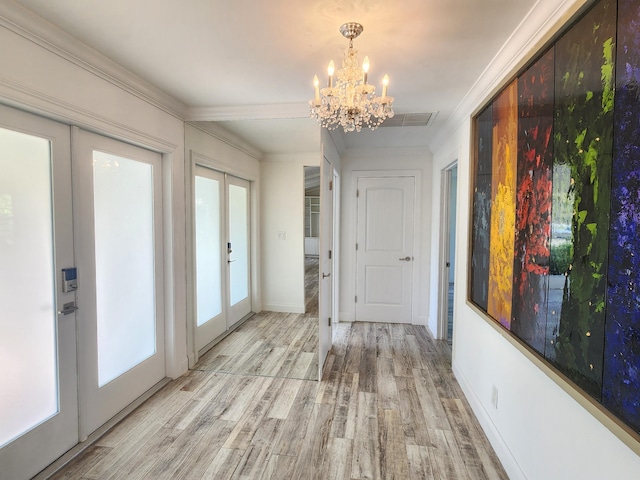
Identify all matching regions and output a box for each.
[194,166,251,351]
[356,176,416,323]
[0,106,78,479]
[0,106,166,479]
[74,130,165,438]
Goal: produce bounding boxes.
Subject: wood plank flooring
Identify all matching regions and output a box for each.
[196,311,319,381]
[49,320,507,480]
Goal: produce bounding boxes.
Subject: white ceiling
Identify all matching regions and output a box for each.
[12,0,537,155]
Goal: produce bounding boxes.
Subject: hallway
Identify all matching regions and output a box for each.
[47,321,507,479]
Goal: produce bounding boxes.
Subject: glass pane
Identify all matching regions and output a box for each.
[195,176,222,326]
[229,183,249,306]
[93,151,156,387]
[0,127,58,447]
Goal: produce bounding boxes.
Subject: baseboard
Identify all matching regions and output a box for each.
[452,361,527,480]
[34,378,171,479]
[339,311,354,322]
[261,303,305,314]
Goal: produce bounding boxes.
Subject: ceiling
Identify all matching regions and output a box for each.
[11,0,537,155]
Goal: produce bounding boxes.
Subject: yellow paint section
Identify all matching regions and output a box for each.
[488,80,517,328]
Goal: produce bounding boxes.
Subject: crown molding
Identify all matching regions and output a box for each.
[186,103,310,121]
[187,121,263,160]
[430,0,593,156]
[0,0,187,120]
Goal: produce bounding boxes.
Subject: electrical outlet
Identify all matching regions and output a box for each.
[491,385,499,409]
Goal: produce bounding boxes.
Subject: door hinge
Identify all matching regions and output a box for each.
[328,249,332,259]
[355,295,358,303]
[329,180,333,191]
[355,243,358,251]
[328,317,332,326]
[356,189,359,197]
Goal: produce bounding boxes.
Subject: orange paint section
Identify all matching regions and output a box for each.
[487,80,517,328]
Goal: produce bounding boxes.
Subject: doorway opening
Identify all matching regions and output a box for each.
[438,163,458,344]
[304,166,321,317]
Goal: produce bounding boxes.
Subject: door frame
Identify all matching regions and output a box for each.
[437,161,458,340]
[318,156,335,380]
[186,151,259,367]
[351,170,422,324]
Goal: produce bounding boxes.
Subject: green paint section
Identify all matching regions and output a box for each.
[550,0,616,399]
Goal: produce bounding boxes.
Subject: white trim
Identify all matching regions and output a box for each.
[430,0,593,156]
[452,361,526,480]
[187,122,262,161]
[262,303,306,313]
[437,168,451,340]
[186,103,309,121]
[0,0,186,119]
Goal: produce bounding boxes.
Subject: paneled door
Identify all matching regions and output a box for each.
[356,176,415,323]
[194,168,252,351]
[0,105,79,479]
[74,130,165,438]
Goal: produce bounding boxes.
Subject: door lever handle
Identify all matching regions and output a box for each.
[228,259,236,263]
[322,272,331,278]
[399,256,412,261]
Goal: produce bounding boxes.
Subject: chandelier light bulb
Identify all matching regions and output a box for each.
[309,22,395,132]
[362,55,370,84]
[313,75,320,102]
[327,60,335,87]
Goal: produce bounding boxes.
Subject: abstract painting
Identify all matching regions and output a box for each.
[469,0,640,436]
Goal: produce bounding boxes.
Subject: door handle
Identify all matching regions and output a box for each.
[399,256,412,261]
[322,272,331,278]
[228,260,236,263]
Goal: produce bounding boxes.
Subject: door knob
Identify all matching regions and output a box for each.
[399,256,412,261]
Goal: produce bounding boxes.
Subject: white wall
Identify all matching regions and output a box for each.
[339,147,433,327]
[430,0,640,477]
[261,153,320,313]
[0,2,188,378]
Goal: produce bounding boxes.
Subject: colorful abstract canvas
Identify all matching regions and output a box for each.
[469,0,640,435]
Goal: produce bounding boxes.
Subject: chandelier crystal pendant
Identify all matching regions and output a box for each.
[310,22,394,132]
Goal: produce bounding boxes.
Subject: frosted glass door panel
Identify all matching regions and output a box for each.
[228,183,249,306]
[195,175,222,326]
[0,128,57,446]
[93,151,156,387]
[0,106,77,480]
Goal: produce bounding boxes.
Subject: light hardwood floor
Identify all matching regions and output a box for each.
[48,319,507,480]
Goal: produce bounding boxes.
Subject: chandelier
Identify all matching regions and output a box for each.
[309,22,394,132]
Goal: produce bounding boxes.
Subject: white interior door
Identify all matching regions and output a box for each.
[226,175,251,327]
[318,157,334,379]
[194,166,226,350]
[356,176,415,323]
[0,105,78,479]
[74,130,165,438]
